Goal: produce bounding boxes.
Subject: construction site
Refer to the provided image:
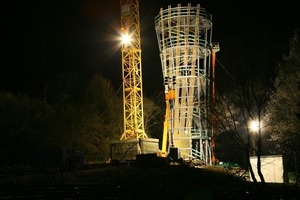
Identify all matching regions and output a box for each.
[110,0,219,167]
[2,1,300,199]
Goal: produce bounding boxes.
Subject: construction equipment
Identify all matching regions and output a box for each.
[120,0,146,140]
[110,0,160,163]
[157,76,182,162]
[111,2,219,167]
[158,81,175,158]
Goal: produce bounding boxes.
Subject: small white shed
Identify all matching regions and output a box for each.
[250,155,284,183]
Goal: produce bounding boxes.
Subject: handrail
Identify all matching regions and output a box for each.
[155,6,211,23]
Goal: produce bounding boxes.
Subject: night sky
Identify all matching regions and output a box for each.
[1,0,299,97]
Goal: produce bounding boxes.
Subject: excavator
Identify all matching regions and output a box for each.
[135,76,184,167]
[154,77,184,165]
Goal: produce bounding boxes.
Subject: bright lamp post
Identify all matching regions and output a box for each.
[249,119,261,156]
[250,120,260,133]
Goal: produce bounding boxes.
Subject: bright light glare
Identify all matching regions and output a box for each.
[249,120,259,132]
[121,34,131,45]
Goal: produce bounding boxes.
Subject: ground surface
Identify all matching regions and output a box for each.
[1,164,299,199]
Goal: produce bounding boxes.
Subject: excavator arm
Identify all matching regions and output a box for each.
[160,94,169,157]
[159,88,175,157]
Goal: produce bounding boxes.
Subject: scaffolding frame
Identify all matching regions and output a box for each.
[155,4,213,164]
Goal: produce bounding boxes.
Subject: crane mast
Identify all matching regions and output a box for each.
[120,0,147,140]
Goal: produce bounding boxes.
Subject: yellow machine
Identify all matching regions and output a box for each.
[158,85,175,158]
[157,76,183,165]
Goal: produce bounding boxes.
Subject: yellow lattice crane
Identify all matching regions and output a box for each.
[120,0,147,140]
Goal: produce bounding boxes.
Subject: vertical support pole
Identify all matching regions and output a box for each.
[211,51,216,165]
[211,42,219,165]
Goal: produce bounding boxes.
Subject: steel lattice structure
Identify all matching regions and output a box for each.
[155,4,214,164]
[120,0,147,140]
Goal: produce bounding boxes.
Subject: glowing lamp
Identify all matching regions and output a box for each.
[249,120,259,132]
[121,33,131,45]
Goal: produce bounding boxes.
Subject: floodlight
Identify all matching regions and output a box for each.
[249,120,259,132]
[121,33,131,45]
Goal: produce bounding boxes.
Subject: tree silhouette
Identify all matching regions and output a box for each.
[215,79,273,185]
[268,28,300,182]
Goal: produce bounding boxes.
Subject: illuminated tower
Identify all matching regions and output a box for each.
[120,0,147,140]
[155,4,218,164]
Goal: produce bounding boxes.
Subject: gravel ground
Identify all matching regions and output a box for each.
[1,164,299,199]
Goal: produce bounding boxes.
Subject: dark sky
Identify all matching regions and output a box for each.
[1,0,299,97]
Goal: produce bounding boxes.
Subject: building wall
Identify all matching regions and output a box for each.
[250,155,284,183]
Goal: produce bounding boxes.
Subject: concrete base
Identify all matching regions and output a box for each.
[110,138,160,162]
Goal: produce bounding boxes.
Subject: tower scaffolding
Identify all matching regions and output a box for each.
[155,3,215,164]
[110,0,161,163]
[120,0,147,140]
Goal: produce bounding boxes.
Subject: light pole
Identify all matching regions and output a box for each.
[248,118,267,183]
[249,119,260,156]
[249,120,259,133]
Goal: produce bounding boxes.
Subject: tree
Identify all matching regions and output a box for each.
[80,74,123,162]
[0,90,55,166]
[215,80,273,185]
[268,28,300,182]
[143,91,165,140]
[44,72,87,149]
[45,73,124,162]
